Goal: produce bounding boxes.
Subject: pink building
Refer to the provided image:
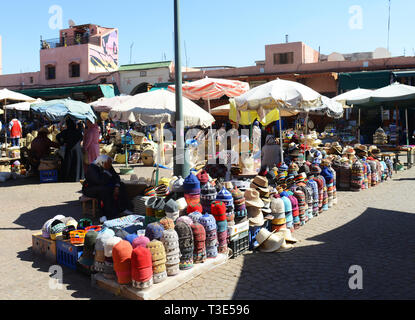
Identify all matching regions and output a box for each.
[0,24,120,101]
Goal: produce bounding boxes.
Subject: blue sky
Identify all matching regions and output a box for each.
[0,0,413,75]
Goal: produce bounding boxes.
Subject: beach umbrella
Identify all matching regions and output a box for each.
[5,98,44,112]
[30,98,97,123]
[333,88,373,108]
[308,96,344,119]
[109,89,214,128]
[234,78,323,161]
[90,95,133,113]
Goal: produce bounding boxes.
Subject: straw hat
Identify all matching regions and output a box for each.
[255,229,285,253]
[343,146,356,155]
[250,176,269,193]
[247,206,265,227]
[244,189,264,208]
[278,228,298,244]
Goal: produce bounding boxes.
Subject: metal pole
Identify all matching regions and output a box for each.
[4,99,7,150]
[406,108,409,146]
[278,110,283,163]
[358,108,361,144]
[173,0,186,177]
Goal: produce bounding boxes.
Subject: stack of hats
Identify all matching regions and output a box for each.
[103,236,122,280]
[131,246,154,289]
[183,173,201,205]
[292,187,307,226]
[200,183,217,214]
[280,191,293,231]
[78,231,98,270]
[196,170,210,187]
[145,223,165,241]
[176,215,194,227]
[216,187,235,227]
[112,240,133,285]
[191,223,207,263]
[338,160,352,190]
[176,198,188,216]
[49,219,66,241]
[147,240,167,284]
[161,229,180,276]
[211,201,228,254]
[321,163,334,208]
[270,196,286,232]
[144,186,157,198]
[288,194,300,230]
[351,160,364,192]
[250,176,272,221]
[164,199,180,221]
[199,213,218,259]
[231,187,247,224]
[159,217,175,231]
[245,189,265,228]
[373,127,388,145]
[175,221,194,269]
[306,176,319,217]
[94,229,115,272]
[328,165,338,205]
[155,184,170,198]
[170,176,185,198]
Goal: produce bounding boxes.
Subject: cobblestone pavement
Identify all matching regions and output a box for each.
[1,164,415,300]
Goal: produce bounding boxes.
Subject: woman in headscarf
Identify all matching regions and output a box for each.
[82,119,101,173]
[261,135,283,169]
[82,155,132,223]
[56,118,84,182]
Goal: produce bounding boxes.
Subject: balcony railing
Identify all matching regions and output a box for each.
[40,35,100,50]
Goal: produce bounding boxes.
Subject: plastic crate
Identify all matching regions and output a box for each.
[32,233,56,263]
[56,240,83,270]
[39,170,58,183]
[249,226,262,250]
[229,234,249,259]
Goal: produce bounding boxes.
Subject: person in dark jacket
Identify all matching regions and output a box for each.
[56,118,84,182]
[82,155,131,222]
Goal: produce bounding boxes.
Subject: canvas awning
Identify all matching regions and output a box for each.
[18,84,118,98]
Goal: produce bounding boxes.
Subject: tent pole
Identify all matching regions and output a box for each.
[358,108,361,144]
[406,108,409,146]
[305,112,309,162]
[278,110,283,163]
[4,99,7,151]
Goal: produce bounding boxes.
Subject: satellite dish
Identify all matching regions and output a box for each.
[68,19,76,27]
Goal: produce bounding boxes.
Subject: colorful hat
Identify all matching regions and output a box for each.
[144,186,157,197]
[244,189,264,208]
[175,215,194,227]
[125,233,139,245]
[171,176,185,193]
[147,240,167,266]
[49,220,66,240]
[132,236,150,249]
[191,222,207,242]
[216,187,234,206]
[78,231,98,266]
[103,236,122,258]
[161,229,179,251]
[159,217,175,230]
[145,223,165,241]
[199,213,217,232]
[196,170,210,185]
[131,247,153,284]
[188,211,203,224]
[112,240,133,285]
[155,184,170,198]
[183,173,201,195]
[310,164,322,176]
[211,201,227,221]
[187,202,203,214]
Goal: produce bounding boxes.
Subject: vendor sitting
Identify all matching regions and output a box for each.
[28,127,60,171]
[82,155,132,223]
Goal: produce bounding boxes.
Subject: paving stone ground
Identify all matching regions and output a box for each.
[1,163,415,300]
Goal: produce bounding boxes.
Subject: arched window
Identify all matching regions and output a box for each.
[69,62,80,78]
[45,64,56,80]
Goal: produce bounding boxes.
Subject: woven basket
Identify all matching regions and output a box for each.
[132,195,150,215]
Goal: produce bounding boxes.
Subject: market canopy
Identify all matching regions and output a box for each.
[5,99,44,111]
[108,89,215,128]
[307,96,344,119]
[346,82,415,108]
[90,95,133,113]
[167,77,250,101]
[333,88,373,108]
[30,98,97,123]
[0,88,36,103]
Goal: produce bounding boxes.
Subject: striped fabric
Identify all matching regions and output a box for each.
[168,78,250,101]
[306,179,319,217]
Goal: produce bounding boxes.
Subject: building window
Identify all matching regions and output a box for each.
[273,52,294,65]
[69,63,80,78]
[45,65,56,80]
[140,71,147,77]
[30,77,33,84]
[100,78,107,84]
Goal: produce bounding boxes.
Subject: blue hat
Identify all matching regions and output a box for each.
[145,223,165,241]
[216,187,233,206]
[199,213,217,232]
[126,233,139,244]
[183,173,201,195]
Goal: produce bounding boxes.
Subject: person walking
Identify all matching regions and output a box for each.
[82,119,101,173]
[8,118,22,147]
[56,118,84,182]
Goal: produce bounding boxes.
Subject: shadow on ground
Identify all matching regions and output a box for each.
[232,207,415,300]
[16,247,123,300]
[13,201,83,231]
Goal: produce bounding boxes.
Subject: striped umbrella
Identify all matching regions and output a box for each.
[168,77,250,101]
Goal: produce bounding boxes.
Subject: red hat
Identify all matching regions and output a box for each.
[211,201,227,222]
[131,247,153,283]
[187,202,203,214]
[196,170,209,185]
[112,240,133,285]
[191,223,206,242]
